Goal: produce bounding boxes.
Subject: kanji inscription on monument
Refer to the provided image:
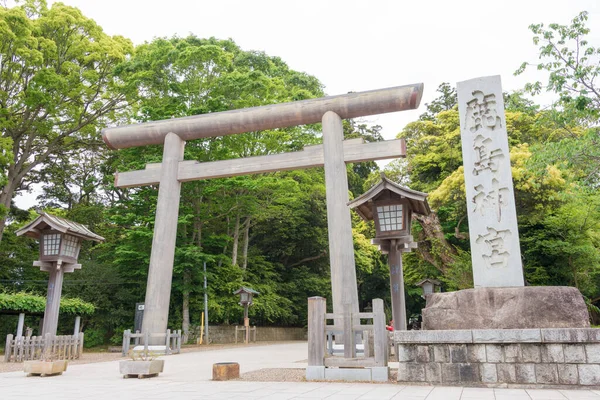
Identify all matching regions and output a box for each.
[457,75,524,287]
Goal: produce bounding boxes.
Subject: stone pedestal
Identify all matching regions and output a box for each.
[212,362,240,380]
[422,287,590,330]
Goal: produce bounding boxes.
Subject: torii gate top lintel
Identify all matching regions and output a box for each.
[102,83,424,150]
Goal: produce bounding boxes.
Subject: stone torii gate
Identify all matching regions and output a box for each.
[102,84,423,340]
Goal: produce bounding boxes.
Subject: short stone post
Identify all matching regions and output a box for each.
[73,316,81,335]
[122,329,130,356]
[5,334,13,362]
[307,296,326,366]
[16,313,25,337]
[373,298,387,366]
[165,329,171,355]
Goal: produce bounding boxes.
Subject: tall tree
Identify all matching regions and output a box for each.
[0,0,133,241]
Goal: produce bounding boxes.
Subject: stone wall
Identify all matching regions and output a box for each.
[191,325,306,344]
[395,328,600,387]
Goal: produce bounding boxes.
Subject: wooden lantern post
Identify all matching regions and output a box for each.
[234,287,259,344]
[348,174,430,331]
[15,213,104,336]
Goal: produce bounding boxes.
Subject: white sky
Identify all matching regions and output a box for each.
[14,0,600,208]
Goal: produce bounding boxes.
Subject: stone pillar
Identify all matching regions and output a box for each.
[42,265,65,336]
[141,132,185,343]
[16,313,25,337]
[322,111,359,316]
[73,316,81,335]
[388,240,407,331]
[457,75,524,287]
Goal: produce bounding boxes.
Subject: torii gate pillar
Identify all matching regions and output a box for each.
[322,112,359,313]
[141,132,185,340]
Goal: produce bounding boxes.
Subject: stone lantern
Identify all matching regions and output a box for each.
[16,212,104,336]
[233,287,259,344]
[416,278,442,298]
[348,174,430,330]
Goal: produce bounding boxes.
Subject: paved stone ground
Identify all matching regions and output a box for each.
[2,342,600,399]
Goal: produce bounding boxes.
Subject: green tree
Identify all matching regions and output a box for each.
[0,0,133,241]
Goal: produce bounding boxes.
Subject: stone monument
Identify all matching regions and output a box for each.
[393,77,600,388]
[458,75,524,288]
[421,75,589,330]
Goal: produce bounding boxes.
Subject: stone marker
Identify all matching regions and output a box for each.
[457,75,524,287]
[212,362,240,380]
[422,286,590,330]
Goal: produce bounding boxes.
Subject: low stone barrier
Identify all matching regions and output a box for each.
[395,328,600,387]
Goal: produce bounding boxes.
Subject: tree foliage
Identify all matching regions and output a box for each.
[0,291,95,315]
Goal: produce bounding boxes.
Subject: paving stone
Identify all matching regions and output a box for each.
[585,343,600,363]
[497,363,516,383]
[467,344,486,363]
[324,367,372,382]
[541,328,589,343]
[480,363,498,383]
[485,344,503,363]
[587,329,600,342]
[450,344,468,363]
[397,363,425,382]
[557,364,578,385]
[541,344,564,363]
[563,344,586,363]
[432,345,449,363]
[416,345,432,363]
[305,366,325,380]
[394,330,473,343]
[515,363,536,384]
[504,344,521,363]
[441,363,460,382]
[521,344,541,363]
[459,363,480,382]
[369,367,389,382]
[472,329,541,343]
[397,345,416,362]
[425,362,441,383]
[578,364,600,385]
[535,363,559,384]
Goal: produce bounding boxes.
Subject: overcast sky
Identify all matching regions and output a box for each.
[14,0,600,207]
[45,0,600,137]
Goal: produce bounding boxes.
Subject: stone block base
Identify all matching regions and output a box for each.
[212,362,240,381]
[305,366,389,382]
[395,328,600,387]
[423,287,589,330]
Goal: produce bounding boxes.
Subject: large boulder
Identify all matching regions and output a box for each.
[422,286,590,330]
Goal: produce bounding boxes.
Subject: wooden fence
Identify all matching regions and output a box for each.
[234,325,257,344]
[308,297,388,368]
[122,329,182,356]
[4,333,84,362]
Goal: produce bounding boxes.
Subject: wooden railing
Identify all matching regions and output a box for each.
[308,297,388,368]
[234,325,257,344]
[4,333,84,362]
[121,329,182,356]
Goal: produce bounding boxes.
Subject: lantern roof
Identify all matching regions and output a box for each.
[415,278,442,287]
[348,173,431,221]
[15,212,105,242]
[233,286,260,296]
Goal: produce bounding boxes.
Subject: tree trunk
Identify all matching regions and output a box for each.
[241,217,251,269]
[231,212,240,267]
[0,173,21,243]
[413,212,458,273]
[182,268,191,344]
